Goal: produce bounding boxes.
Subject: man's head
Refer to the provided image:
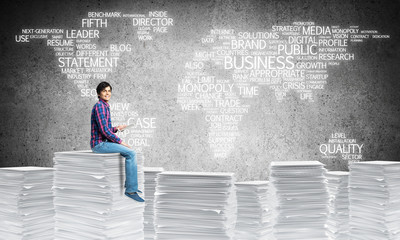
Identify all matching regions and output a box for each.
[96,81,112,102]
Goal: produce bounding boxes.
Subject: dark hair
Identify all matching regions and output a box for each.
[96,81,112,98]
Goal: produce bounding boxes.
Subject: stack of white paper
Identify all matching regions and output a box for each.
[349,161,400,240]
[154,171,237,240]
[53,150,145,240]
[0,167,54,240]
[269,161,329,240]
[234,181,271,240]
[325,171,349,240]
[144,167,164,240]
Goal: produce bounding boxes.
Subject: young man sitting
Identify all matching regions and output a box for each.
[90,81,144,202]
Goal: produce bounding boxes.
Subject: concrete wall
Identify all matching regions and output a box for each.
[0,0,399,181]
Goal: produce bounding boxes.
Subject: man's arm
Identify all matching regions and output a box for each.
[94,103,122,144]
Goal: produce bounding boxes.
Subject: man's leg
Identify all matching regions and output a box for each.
[92,142,139,193]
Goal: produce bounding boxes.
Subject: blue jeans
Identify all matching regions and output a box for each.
[92,142,138,193]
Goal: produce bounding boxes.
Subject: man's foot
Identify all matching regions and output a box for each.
[124,192,145,202]
[124,185,142,193]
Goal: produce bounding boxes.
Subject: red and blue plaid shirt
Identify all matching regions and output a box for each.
[90,99,122,148]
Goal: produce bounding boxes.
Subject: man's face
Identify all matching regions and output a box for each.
[98,86,112,102]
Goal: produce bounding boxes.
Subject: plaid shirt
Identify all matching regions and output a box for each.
[90,99,122,148]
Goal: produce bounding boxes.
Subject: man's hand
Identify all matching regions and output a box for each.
[121,141,131,148]
[116,125,127,132]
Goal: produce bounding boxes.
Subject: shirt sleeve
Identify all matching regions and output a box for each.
[94,103,122,144]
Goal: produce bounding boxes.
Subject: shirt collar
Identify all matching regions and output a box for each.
[99,98,110,107]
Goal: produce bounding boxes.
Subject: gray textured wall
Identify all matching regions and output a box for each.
[0,0,399,181]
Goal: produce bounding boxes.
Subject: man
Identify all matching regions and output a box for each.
[90,81,144,202]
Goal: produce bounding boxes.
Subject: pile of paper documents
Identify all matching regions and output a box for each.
[154,171,237,240]
[349,161,400,240]
[144,167,164,240]
[235,181,271,240]
[325,171,349,240]
[53,150,145,239]
[269,161,329,240]
[0,167,54,239]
